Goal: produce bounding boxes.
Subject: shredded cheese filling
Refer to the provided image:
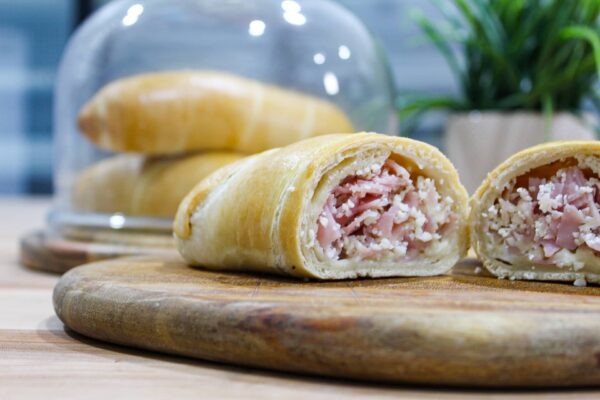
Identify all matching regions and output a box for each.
[315,159,454,261]
[486,166,600,269]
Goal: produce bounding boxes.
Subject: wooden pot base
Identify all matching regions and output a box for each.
[20,229,178,274]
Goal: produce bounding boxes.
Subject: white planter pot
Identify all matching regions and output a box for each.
[445,111,598,194]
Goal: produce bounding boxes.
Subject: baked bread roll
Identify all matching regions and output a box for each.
[78,71,354,155]
[73,152,244,218]
[471,141,600,284]
[174,133,469,280]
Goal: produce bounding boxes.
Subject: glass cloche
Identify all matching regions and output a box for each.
[50,0,397,240]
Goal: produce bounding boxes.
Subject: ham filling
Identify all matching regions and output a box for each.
[314,159,454,261]
[486,166,600,268]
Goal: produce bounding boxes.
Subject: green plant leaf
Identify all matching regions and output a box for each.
[396,95,466,137]
[397,95,465,118]
[400,1,600,122]
[560,25,600,77]
[409,9,465,83]
[430,0,463,30]
[542,95,554,140]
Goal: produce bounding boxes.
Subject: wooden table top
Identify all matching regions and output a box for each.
[2,197,599,399]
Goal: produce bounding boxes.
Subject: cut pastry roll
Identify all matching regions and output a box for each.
[73,152,243,218]
[174,133,469,279]
[78,71,354,155]
[471,141,600,284]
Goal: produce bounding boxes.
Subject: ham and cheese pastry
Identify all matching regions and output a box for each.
[73,152,244,218]
[174,133,469,280]
[78,71,354,155]
[471,141,600,284]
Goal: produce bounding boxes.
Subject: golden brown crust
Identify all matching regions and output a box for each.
[470,141,600,283]
[174,132,469,279]
[72,152,244,218]
[78,71,354,155]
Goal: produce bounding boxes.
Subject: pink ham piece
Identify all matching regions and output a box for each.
[316,197,342,250]
[556,205,585,250]
[541,240,561,258]
[487,166,600,263]
[316,159,453,260]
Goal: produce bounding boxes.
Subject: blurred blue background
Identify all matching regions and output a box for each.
[0,0,453,195]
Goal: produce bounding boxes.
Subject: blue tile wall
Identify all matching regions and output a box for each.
[0,0,74,194]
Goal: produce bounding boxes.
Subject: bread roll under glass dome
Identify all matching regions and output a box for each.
[50,0,397,241]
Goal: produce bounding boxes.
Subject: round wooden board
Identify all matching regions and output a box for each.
[20,230,178,274]
[53,255,600,388]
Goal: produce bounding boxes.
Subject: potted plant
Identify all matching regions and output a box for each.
[398,0,600,193]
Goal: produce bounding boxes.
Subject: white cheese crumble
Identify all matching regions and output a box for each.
[573,278,587,287]
[485,165,600,270]
[315,159,454,261]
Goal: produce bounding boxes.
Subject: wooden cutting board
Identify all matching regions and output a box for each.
[53,256,600,388]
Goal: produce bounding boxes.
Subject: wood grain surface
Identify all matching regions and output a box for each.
[20,229,177,274]
[3,198,600,399]
[54,254,600,388]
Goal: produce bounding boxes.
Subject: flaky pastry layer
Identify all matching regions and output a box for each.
[174,133,469,279]
[471,141,600,284]
[73,152,243,218]
[78,71,354,155]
